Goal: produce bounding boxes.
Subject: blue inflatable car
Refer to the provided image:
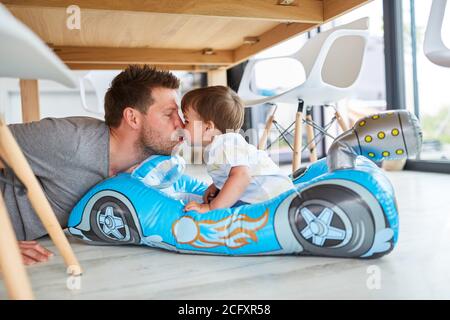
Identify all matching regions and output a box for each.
[68,110,422,259]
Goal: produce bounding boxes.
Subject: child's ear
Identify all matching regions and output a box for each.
[205,120,216,132]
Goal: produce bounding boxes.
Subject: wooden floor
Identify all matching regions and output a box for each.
[1,166,450,299]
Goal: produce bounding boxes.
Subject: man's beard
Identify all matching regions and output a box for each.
[136,126,179,160]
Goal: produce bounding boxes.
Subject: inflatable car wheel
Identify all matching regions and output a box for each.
[288,183,380,258]
[85,190,142,245]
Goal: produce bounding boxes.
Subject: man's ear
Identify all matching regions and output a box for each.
[122,107,141,130]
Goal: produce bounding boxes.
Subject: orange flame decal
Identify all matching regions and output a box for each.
[172,209,269,249]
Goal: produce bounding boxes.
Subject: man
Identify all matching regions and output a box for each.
[0,65,184,265]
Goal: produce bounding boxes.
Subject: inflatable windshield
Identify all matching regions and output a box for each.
[68,110,422,259]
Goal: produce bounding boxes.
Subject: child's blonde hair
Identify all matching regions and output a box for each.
[181,85,244,133]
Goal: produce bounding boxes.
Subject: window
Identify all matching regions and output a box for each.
[403,0,450,162]
[244,0,386,165]
[320,0,387,127]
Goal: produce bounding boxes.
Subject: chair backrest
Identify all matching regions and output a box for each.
[424,0,447,54]
[238,17,369,105]
[237,59,262,103]
[79,71,120,114]
[296,17,369,88]
[424,0,449,65]
[0,4,76,88]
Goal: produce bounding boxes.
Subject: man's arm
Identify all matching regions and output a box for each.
[4,119,71,264]
[0,136,53,265]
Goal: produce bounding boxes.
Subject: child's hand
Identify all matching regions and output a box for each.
[184,201,211,213]
[203,184,219,203]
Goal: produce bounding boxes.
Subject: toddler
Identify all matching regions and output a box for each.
[181,86,294,213]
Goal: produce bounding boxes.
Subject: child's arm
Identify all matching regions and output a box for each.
[184,166,251,213]
[210,166,251,209]
[203,183,219,203]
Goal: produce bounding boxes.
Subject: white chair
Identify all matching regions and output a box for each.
[0,3,81,299]
[79,70,121,115]
[424,0,450,68]
[238,17,369,172]
[0,5,76,87]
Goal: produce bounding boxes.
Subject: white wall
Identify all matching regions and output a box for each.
[0,70,201,125]
[0,71,103,124]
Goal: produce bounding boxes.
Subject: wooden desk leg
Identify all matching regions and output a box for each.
[335,110,349,132]
[0,193,34,300]
[19,80,40,123]
[292,100,304,173]
[0,118,82,276]
[305,108,317,163]
[258,105,277,150]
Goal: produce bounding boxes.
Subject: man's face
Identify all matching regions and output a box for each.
[138,87,184,157]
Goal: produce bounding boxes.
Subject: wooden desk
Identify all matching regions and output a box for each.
[3,0,372,72]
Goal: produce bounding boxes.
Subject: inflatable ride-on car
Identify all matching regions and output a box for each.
[68,110,422,259]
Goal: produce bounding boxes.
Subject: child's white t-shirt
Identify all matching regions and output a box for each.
[203,132,295,203]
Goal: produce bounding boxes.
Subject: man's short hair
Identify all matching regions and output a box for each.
[104,65,180,127]
[181,85,245,133]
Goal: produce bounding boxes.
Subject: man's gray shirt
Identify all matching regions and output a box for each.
[0,117,109,240]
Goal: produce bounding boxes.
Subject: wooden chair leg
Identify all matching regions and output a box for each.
[305,108,318,163]
[0,117,82,276]
[292,100,304,173]
[335,110,349,132]
[258,105,277,150]
[0,193,34,299]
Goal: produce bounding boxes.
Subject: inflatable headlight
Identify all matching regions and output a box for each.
[327,110,422,171]
[131,155,186,189]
